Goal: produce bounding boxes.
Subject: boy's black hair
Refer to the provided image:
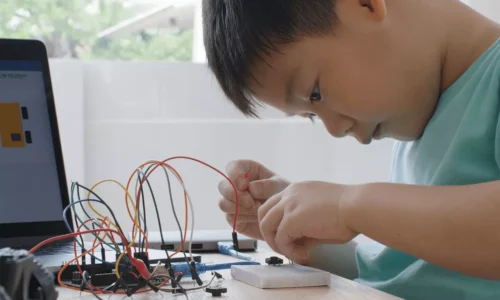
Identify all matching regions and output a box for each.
[202,0,338,117]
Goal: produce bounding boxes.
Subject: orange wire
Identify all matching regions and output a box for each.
[58,217,171,295]
[163,156,239,230]
[125,161,188,257]
[57,218,110,292]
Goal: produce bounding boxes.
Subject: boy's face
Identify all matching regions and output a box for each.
[247,0,444,144]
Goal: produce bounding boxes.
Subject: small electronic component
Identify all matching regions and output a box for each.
[71,271,82,284]
[265,256,284,266]
[205,287,227,297]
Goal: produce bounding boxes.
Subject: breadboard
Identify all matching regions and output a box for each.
[231,264,331,289]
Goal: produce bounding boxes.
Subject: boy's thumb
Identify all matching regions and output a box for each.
[248,177,289,200]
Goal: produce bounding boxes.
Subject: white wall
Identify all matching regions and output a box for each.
[49,60,86,189]
[81,61,394,233]
[465,0,500,23]
[48,59,394,235]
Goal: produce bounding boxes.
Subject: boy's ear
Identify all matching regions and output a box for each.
[360,0,387,21]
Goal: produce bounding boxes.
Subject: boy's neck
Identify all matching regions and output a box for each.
[440,2,500,92]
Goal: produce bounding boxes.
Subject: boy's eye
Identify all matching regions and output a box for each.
[309,83,322,102]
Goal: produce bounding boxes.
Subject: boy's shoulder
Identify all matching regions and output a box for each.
[391,37,500,186]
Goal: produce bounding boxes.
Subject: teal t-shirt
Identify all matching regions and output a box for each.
[355,37,500,300]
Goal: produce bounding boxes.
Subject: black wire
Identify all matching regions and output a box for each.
[139,171,147,252]
[72,183,85,246]
[155,275,189,299]
[159,164,190,264]
[74,183,128,243]
[158,273,218,298]
[139,164,175,267]
[136,171,143,253]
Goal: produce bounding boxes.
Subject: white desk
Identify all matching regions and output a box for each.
[57,250,401,300]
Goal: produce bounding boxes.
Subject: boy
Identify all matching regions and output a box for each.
[203,0,500,299]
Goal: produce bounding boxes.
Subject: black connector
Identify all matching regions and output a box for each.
[90,255,96,276]
[166,262,178,289]
[205,287,227,297]
[176,273,184,283]
[112,277,128,293]
[212,272,223,280]
[232,231,239,251]
[265,256,284,266]
[81,247,86,267]
[100,246,106,263]
[190,261,203,286]
[133,252,150,270]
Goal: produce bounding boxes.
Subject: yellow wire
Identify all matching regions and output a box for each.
[86,179,141,242]
[85,179,142,278]
[115,251,127,278]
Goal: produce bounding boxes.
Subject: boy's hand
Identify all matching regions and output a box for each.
[218,160,290,240]
[258,181,358,264]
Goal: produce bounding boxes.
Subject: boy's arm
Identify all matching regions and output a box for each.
[345,181,500,280]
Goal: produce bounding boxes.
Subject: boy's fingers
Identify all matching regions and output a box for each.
[218,198,260,215]
[226,160,275,190]
[225,215,263,240]
[258,194,284,253]
[226,214,258,224]
[218,181,255,207]
[274,219,321,263]
[249,177,289,200]
[257,192,283,223]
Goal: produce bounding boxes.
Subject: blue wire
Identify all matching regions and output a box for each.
[63,199,128,267]
[70,182,115,250]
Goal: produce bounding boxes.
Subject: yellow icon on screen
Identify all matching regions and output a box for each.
[0,103,31,148]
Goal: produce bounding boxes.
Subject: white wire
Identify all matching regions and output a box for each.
[129,169,146,244]
[147,160,196,262]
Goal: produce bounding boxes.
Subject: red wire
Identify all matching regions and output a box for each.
[29,229,130,255]
[162,156,240,231]
[59,220,170,295]
[130,156,240,235]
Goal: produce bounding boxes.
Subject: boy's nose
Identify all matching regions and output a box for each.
[322,114,354,139]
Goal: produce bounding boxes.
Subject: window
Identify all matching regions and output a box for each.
[0,0,198,61]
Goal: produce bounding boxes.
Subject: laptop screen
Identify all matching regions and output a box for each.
[0,60,64,224]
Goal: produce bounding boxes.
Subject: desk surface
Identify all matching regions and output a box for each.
[57,250,401,300]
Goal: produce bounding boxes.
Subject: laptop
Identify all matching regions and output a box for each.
[0,39,199,273]
[144,230,258,252]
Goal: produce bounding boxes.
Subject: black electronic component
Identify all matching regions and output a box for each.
[89,273,116,287]
[232,231,239,251]
[0,248,57,300]
[71,271,81,284]
[205,287,227,297]
[58,262,112,282]
[265,256,284,266]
